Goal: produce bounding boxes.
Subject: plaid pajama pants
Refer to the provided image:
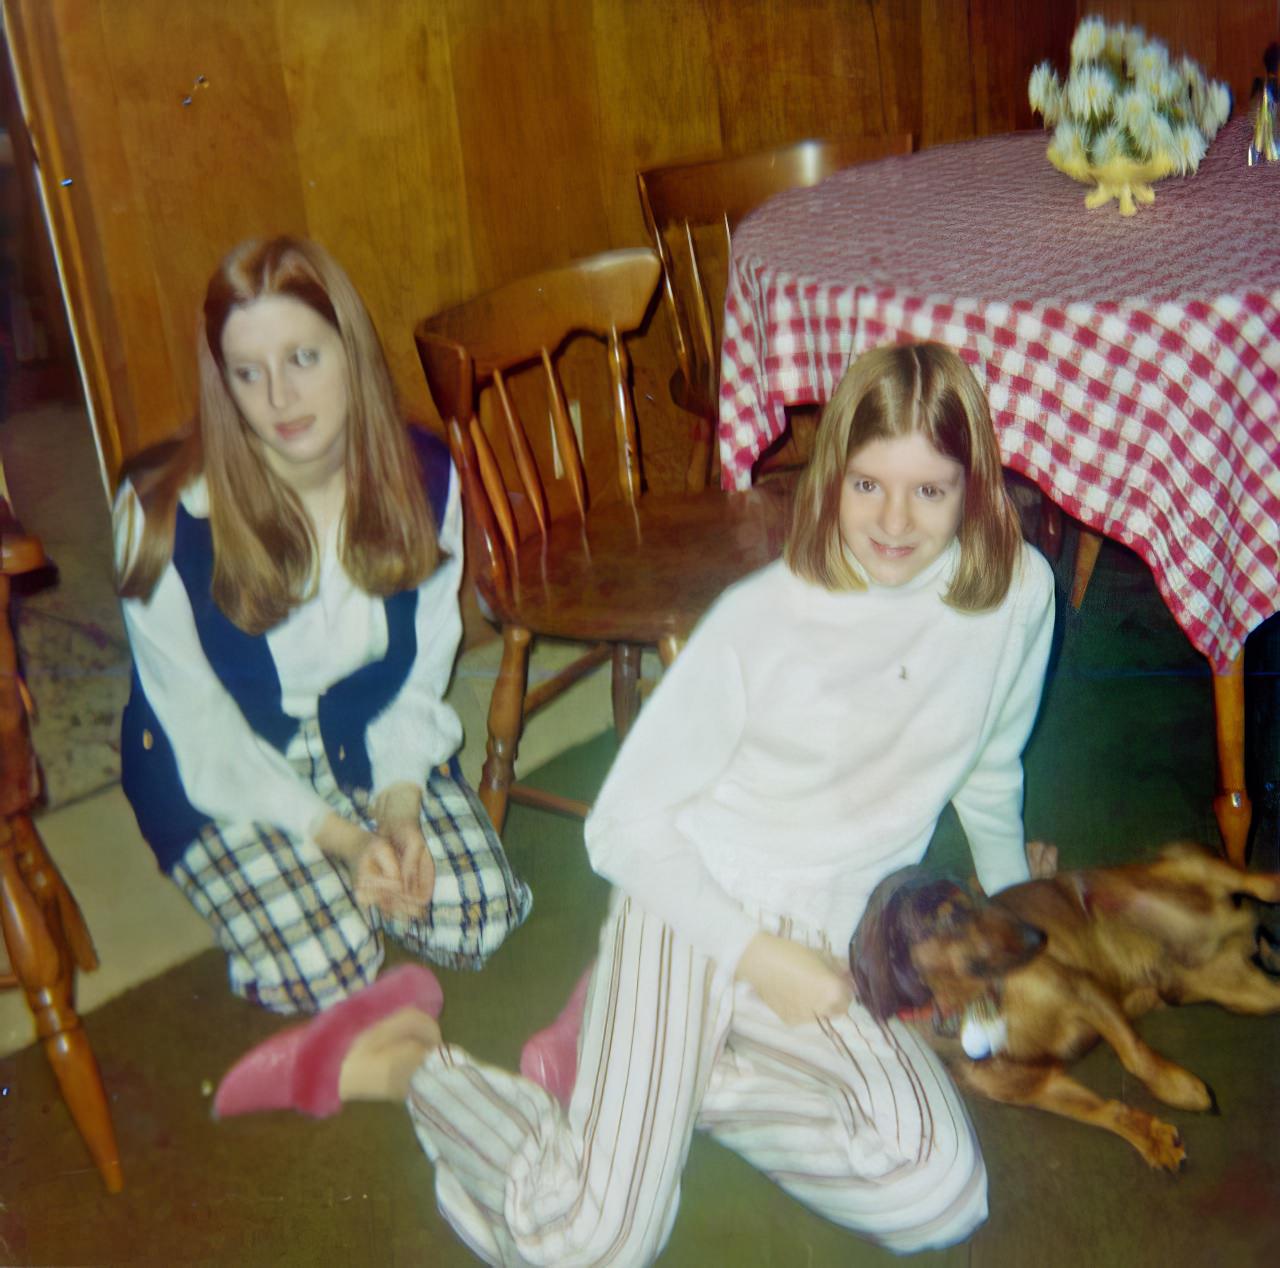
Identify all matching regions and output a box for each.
[171,717,531,1015]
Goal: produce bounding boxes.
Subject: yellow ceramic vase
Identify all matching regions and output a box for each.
[1047,148,1177,217]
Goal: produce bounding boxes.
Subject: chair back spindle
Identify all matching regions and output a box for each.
[608,326,641,508]
[416,248,661,605]
[445,416,511,605]
[638,134,913,487]
[541,348,587,520]
[492,367,549,538]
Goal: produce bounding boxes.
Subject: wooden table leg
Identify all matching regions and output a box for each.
[1212,651,1250,866]
[1070,527,1104,610]
[1038,498,1064,562]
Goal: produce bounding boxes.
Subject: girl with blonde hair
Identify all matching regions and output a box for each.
[116,235,530,1016]
[214,341,1055,1263]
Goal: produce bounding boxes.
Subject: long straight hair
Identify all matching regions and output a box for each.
[117,237,438,634]
[785,342,1022,611]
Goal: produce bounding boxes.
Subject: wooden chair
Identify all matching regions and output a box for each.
[0,499,123,1192]
[415,248,792,833]
[637,134,914,489]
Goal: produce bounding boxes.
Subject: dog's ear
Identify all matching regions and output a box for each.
[851,871,933,1020]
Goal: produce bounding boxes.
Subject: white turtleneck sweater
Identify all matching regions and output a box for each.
[584,538,1056,971]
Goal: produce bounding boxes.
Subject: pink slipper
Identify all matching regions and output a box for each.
[519,967,591,1106]
[213,964,444,1119]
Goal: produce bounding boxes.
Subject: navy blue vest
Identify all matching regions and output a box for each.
[121,427,452,871]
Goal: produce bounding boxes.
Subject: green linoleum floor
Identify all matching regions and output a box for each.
[4,537,1279,1267]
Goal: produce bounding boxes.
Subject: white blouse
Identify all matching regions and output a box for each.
[114,467,465,848]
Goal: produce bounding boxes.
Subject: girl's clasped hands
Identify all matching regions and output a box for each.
[315,787,437,922]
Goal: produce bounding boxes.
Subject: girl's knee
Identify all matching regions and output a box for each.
[506,1127,678,1268]
[511,1197,671,1268]
[477,880,533,954]
[230,929,383,1014]
[446,869,532,965]
[869,1138,988,1255]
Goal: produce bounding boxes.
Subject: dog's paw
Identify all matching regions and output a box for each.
[1150,1064,1213,1113]
[1139,1118,1186,1172]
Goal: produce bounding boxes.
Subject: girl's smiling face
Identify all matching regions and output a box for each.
[838,430,965,586]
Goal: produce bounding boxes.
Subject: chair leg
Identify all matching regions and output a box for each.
[480,625,531,835]
[657,635,684,668]
[611,645,642,741]
[1,814,123,1193]
[685,416,712,492]
[1070,527,1104,610]
[1038,497,1064,562]
[1212,651,1251,867]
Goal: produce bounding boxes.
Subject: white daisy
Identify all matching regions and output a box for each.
[1028,62,1062,121]
[1171,123,1208,173]
[1138,64,1181,105]
[1141,113,1178,167]
[1122,26,1148,68]
[1200,82,1231,135]
[1091,124,1128,167]
[1115,88,1153,137]
[1049,120,1090,172]
[1067,65,1114,120]
[1131,39,1170,84]
[1104,24,1128,65]
[1070,16,1107,66]
[1126,122,1152,160]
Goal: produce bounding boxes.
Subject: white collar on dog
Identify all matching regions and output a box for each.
[960,998,1008,1060]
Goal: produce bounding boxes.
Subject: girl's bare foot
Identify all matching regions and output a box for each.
[337,1005,443,1102]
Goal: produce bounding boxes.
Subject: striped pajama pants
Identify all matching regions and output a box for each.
[407,894,987,1266]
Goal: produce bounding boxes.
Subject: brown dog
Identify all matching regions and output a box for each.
[849,842,1280,1169]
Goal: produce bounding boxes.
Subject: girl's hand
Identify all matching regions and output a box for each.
[368,782,436,918]
[314,789,436,920]
[352,832,435,921]
[735,931,853,1025]
[314,811,373,863]
[1026,839,1059,879]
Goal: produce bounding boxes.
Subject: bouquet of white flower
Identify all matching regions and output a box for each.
[1029,17,1231,215]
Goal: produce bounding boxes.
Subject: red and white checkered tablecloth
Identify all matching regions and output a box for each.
[719,116,1280,671]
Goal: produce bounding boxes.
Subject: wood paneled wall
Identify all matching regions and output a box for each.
[4,1,1275,495]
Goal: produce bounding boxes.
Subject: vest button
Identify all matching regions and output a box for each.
[142,729,154,750]
[337,745,346,762]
